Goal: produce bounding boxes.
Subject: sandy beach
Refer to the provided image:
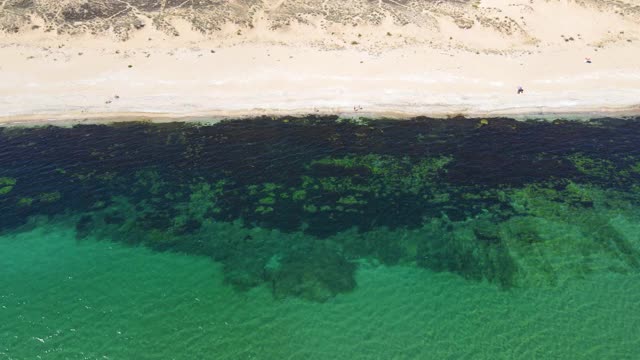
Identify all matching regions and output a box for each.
[1,0,640,124]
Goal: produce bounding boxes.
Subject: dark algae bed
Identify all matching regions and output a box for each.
[2,116,640,359]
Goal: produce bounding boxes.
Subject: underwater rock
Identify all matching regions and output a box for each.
[340,227,408,266]
[266,245,357,302]
[224,263,264,291]
[171,217,202,235]
[137,211,173,231]
[104,213,126,225]
[472,220,500,243]
[417,219,518,288]
[75,215,93,240]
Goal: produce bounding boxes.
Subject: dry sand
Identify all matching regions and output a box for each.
[1,0,640,124]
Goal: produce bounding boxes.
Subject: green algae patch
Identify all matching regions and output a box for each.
[0,177,16,196]
[310,154,452,182]
[17,197,33,207]
[568,153,617,179]
[39,191,61,203]
[258,196,276,205]
[255,205,274,214]
[0,177,16,186]
[303,204,318,213]
[292,190,306,201]
[306,154,452,202]
[337,195,366,205]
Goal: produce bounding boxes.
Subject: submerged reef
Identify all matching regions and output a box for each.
[1,116,640,301]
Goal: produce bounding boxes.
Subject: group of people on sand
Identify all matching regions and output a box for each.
[516,56,592,95]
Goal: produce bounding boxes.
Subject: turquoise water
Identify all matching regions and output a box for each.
[2,218,639,359]
[1,117,640,358]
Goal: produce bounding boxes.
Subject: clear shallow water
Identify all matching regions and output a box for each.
[1,117,640,359]
[2,219,639,359]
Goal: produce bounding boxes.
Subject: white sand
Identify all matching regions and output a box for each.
[1,0,640,124]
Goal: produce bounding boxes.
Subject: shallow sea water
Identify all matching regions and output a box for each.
[1,117,640,359]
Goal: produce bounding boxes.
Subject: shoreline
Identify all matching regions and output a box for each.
[2,105,640,127]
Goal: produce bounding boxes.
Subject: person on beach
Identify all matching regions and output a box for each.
[517,86,524,94]
[585,57,592,64]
